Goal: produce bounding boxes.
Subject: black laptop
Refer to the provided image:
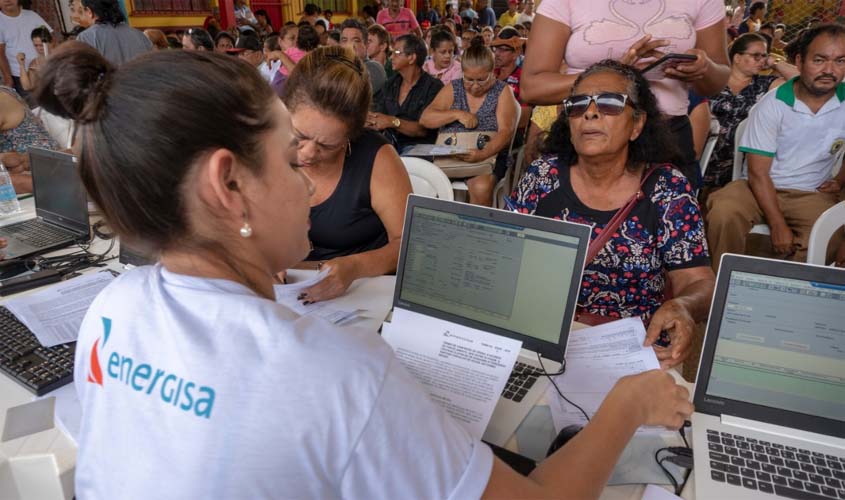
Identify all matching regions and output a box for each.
[0,148,90,259]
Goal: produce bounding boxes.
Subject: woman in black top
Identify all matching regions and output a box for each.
[282,46,413,302]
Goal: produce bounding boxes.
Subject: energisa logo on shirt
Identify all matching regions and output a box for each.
[87,317,216,419]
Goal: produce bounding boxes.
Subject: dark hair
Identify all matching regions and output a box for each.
[430,26,457,51]
[167,35,182,49]
[396,34,427,68]
[215,31,235,47]
[367,23,389,47]
[328,29,341,43]
[33,43,277,263]
[796,23,845,61]
[264,34,280,51]
[362,5,375,18]
[759,22,776,32]
[750,1,766,15]
[282,46,370,138]
[541,60,682,171]
[296,24,320,51]
[284,21,297,27]
[254,8,268,19]
[340,18,366,41]
[324,9,332,16]
[461,35,493,71]
[185,27,214,51]
[315,19,327,31]
[729,33,767,62]
[30,26,52,43]
[303,3,318,16]
[81,0,125,25]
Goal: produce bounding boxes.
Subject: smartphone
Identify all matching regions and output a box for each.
[641,53,698,80]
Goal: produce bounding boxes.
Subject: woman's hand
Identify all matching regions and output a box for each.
[644,299,696,369]
[619,35,669,68]
[456,149,487,163]
[455,111,478,129]
[366,112,393,131]
[15,53,26,66]
[612,370,693,429]
[0,152,29,173]
[664,49,710,82]
[299,258,357,303]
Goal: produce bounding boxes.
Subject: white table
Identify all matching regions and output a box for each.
[0,229,695,499]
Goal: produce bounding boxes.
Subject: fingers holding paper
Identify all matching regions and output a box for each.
[644,299,694,369]
[615,370,693,430]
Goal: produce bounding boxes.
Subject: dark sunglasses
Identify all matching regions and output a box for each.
[563,93,632,118]
[444,133,491,150]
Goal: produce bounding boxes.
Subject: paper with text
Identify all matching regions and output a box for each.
[273,270,362,325]
[546,318,666,434]
[382,308,521,440]
[5,272,114,347]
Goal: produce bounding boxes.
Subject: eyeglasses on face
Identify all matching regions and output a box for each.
[464,73,493,87]
[444,133,491,150]
[741,51,768,61]
[563,93,632,118]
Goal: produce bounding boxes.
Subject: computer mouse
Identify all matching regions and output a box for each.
[546,424,583,457]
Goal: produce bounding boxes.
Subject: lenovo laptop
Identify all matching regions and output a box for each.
[0,148,90,259]
[392,195,590,446]
[692,254,845,500]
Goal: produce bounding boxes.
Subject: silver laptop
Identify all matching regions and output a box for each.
[692,254,845,500]
[0,148,90,259]
[392,195,590,446]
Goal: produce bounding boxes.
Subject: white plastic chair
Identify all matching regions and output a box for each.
[32,107,74,149]
[699,117,720,178]
[731,118,771,236]
[452,98,522,204]
[807,201,845,265]
[401,157,455,201]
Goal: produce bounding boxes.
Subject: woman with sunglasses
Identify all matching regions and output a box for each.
[704,33,788,191]
[420,37,518,206]
[281,46,412,303]
[37,44,692,499]
[509,60,715,369]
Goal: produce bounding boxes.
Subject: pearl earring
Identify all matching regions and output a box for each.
[240,215,253,238]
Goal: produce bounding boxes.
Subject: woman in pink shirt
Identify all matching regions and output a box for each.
[423,28,462,84]
[520,0,730,189]
[376,0,422,38]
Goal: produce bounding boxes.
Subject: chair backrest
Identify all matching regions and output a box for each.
[732,118,749,181]
[699,117,721,178]
[401,157,455,201]
[32,107,75,149]
[807,201,845,265]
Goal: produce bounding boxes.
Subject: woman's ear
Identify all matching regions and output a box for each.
[201,148,247,217]
[630,112,646,142]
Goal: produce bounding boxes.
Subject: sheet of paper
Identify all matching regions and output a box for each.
[1,397,55,442]
[4,272,114,347]
[641,484,682,499]
[382,308,521,440]
[401,144,470,157]
[273,270,361,324]
[39,383,81,444]
[546,318,666,435]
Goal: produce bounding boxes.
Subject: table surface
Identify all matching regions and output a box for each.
[0,200,695,500]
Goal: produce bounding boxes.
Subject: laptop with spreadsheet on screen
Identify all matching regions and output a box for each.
[0,148,90,259]
[391,195,591,446]
[692,254,845,500]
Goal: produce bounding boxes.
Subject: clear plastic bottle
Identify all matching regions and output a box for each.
[0,161,21,216]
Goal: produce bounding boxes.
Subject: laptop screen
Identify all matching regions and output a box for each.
[30,148,89,234]
[394,199,589,361]
[705,270,845,424]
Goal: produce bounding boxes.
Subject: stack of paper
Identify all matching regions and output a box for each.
[545,317,665,435]
[273,271,363,325]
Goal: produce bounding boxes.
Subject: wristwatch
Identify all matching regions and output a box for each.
[392,117,401,128]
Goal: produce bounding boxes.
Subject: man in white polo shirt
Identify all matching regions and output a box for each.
[706,24,845,268]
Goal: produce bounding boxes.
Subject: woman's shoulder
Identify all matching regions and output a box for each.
[647,164,696,200]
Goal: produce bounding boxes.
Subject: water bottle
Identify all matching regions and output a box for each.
[0,161,21,216]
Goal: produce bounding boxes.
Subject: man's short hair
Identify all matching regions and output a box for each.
[396,34,427,68]
[340,18,366,40]
[796,23,845,61]
[750,2,766,15]
[367,23,390,47]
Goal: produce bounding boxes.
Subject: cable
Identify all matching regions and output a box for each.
[655,447,681,495]
[536,352,591,423]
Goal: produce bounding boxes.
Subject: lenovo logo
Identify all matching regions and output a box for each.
[704,398,725,406]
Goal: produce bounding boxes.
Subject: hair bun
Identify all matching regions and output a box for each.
[469,36,486,49]
[33,42,115,123]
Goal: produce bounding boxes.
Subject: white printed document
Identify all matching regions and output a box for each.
[382,308,521,440]
[546,318,664,434]
[4,272,114,347]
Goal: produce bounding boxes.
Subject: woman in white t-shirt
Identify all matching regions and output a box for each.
[521,0,731,189]
[35,42,693,499]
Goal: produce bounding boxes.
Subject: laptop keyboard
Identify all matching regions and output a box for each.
[707,428,845,499]
[0,306,75,396]
[501,361,541,403]
[4,220,72,247]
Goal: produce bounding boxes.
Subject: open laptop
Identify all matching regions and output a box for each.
[0,148,90,259]
[392,195,590,446]
[692,254,845,500]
